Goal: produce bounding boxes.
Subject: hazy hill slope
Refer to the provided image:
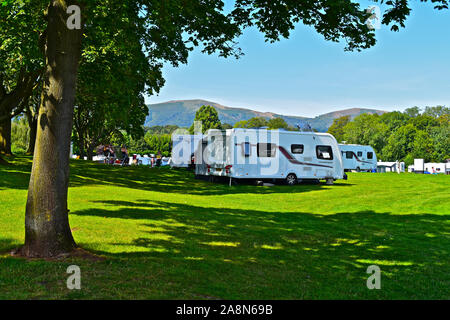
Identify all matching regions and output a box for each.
[145,99,385,132]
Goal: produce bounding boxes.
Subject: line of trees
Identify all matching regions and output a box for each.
[118,128,175,157]
[234,116,300,130]
[189,104,300,133]
[327,106,450,164]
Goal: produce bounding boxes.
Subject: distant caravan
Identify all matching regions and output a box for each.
[195,129,346,185]
[338,144,377,172]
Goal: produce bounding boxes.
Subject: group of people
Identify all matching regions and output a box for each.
[101,144,163,167]
[102,144,115,159]
[102,144,129,165]
[131,151,163,167]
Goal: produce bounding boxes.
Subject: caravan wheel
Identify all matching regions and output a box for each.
[286,173,297,186]
[356,167,361,172]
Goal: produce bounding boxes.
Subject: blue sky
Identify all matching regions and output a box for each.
[145,1,450,117]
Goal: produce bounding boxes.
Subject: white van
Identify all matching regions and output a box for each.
[338,144,377,172]
[195,129,345,185]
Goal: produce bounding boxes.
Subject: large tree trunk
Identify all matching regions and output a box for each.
[0,112,12,155]
[79,145,86,159]
[22,0,83,258]
[87,144,96,161]
[87,147,93,161]
[76,138,86,159]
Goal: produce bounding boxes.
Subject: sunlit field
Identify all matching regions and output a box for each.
[0,156,449,299]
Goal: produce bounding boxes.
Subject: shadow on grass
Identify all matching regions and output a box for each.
[0,155,353,195]
[0,238,22,255]
[72,200,450,280]
[69,161,354,195]
[70,200,450,298]
[1,198,448,299]
[0,156,32,191]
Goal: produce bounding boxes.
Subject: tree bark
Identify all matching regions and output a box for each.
[22,0,83,257]
[75,135,86,159]
[26,116,37,155]
[25,104,38,155]
[79,143,86,158]
[87,144,95,161]
[0,113,12,155]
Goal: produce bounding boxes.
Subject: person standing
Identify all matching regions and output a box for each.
[156,151,162,167]
[121,145,129,166]
[103,145,109,164]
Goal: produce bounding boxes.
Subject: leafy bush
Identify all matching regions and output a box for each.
[11,117,29,154]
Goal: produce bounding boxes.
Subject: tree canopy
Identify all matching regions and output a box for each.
[0,0,46,154]
[189,105,222,133]
[327,115,351,142]
[72,4,155,159]
[234,117,292,130]
[337,106,449,164]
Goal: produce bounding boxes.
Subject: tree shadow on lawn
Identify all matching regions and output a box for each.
[69,162,354,195]
[0,238,22,255]
[0,156,33,191]
[0,156,354,195]
[71,200,450,298]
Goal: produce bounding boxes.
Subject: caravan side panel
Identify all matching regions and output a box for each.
[203,130,344,181]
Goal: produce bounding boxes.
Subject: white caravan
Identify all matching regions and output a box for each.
[171,134,203,168]
[195,129,345,185]
[409,159,449,174]
[338,144,377,172]
[377,161,405,173]
[412,158,425,173]
[424,163,446,174]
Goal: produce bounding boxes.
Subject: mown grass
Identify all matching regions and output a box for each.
[0,155,449,299]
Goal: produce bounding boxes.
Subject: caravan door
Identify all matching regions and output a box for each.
[315,144,335,178]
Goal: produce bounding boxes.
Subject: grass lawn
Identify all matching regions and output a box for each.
[0,155,449,299]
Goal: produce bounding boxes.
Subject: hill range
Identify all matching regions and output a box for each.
[145,99,386,132]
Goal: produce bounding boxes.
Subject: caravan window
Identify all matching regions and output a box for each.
[243,142,251,157]
[316,145,333,160]
[257,143,277,157]
[357,151,363,157]
[367,152,374,159]
[345,151,353,159]
[291,144,304,154]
